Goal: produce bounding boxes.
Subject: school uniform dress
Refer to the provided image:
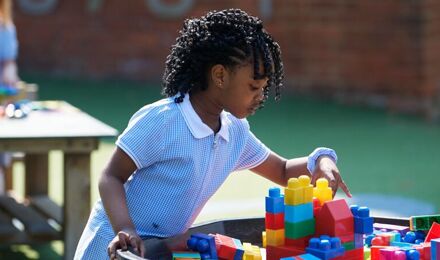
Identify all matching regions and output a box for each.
[74,94,271,259]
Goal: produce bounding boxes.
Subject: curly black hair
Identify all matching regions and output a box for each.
[162,9,284,105]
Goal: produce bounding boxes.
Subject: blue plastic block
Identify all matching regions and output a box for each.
[285,202,313,223]
[297,254,321,260]
[232,238,244,260]
[405,249,420,260]
[365,234,375,247]
[403,231,417,243]
[187,233,217,259]
[265,187,284,213]
[354,233,364,248]
[306,236,345,260]
[351,205,373,234]
[390,241,416,248]
[431,238,440,260]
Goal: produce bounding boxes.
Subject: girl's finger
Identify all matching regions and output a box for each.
[118,232,128,250]
[339,180,352,198]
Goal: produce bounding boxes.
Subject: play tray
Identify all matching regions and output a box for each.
[116,216,409,260]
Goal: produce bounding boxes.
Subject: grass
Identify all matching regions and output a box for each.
[3,73,440,259]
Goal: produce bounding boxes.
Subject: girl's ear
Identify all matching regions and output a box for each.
[211,64,227,89]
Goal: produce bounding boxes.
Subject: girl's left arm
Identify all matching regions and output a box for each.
[251,152,352,197]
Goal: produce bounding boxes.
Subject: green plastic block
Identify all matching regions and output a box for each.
[285,218,315,239]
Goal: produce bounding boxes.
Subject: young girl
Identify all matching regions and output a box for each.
[74,9,351,260]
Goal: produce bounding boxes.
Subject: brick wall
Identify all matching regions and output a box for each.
[13,0,440,118]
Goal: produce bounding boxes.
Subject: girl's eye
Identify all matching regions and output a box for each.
[250,85,260,91]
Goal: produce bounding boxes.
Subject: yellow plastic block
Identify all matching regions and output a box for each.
[299,175,313,203]
[266,229,285,246]
[284,178,304,205]
[243,243,262,260]
[313,178,332,206]
[262,231,266,248]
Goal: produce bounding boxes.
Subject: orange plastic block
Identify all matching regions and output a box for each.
[285,178,304,205]
[266,245,304,260]
[312,197,321,216]
[313,178,332,206]
[266,229,285,246]
[315,199,354,243]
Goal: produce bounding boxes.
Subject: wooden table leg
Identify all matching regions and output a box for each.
[25,153,49,196]
[63,152,91,260]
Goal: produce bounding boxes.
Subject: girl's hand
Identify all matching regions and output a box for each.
[107,228,145,260]
[311,156,352,198]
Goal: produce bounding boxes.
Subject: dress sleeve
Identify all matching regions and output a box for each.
[115,106,166,169]
[233,119,271,171]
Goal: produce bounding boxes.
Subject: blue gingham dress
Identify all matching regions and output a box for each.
[74,94,270,259]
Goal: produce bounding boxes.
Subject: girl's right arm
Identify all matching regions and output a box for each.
[98,147,145,259]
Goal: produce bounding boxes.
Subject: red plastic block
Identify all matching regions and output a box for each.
[313,198,321,217]
[266,245,305,260]
[213,233,244,260]
[425,222,440,243]
[266,212,285,230]
[333,247,364,260]
[370,246,389,260]
[285,236,312,248]
[315,199,354,243]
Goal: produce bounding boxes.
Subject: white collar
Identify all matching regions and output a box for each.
[177,94,230,142]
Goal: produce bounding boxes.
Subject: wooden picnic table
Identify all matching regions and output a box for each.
[0,100,118,260]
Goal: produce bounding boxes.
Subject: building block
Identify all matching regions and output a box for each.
[404,231,417,243]
[379,248,406,260]
[285,178,304,205]
[242,243,262,260]
[405,249,421,260]
[351,205,374,234]
[299,175,314,203]
[313,178,332,206]
[186,233,217,260]
[373,223,410,237]
[172,251,202,259]
[315,199,354,243]
[262,231,266,248]
[313,198,321,217]
[266,245,304,260]
[413,242,431,260]
[266,228,285,246]
[266,212,285,229]
[425,222,440,243]
[213,233,244,260]
[431,238,440,260]
[354,233,364,249]
[410,215,440,231]
[285,236,312,248]
[266,187,285,214]
[342,241,355,251]
[370,246,389,260]
[280,253,321,260]
[333,247,364,260]
[306,236,345,260]
[285,218,315,239]
[285,203,313,223]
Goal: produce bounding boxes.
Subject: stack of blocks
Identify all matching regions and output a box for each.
[284,176,315,241]
[265,187,285,247]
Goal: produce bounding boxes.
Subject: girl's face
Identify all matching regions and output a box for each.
[220,62,268,119]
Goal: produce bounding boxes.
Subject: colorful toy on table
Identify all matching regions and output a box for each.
[242,243,262,260]
[305,236,345,260]
[212,233,244,260]
[431,238,440,260]
[280,253,321,259]
[186,233,217,260]
[410,215,440,231]
[172,251,202,259]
